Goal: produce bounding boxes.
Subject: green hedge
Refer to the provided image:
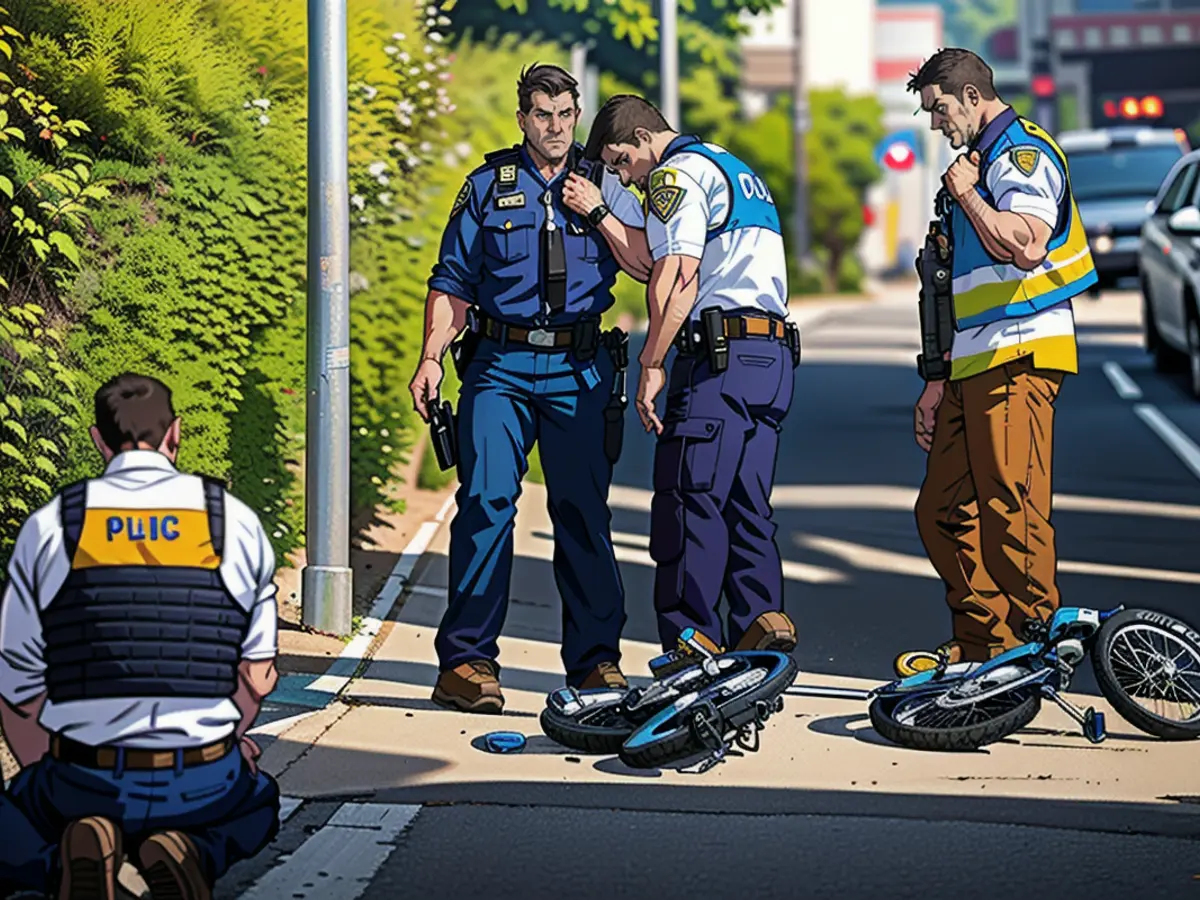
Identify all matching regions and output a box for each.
[0,1,566,569]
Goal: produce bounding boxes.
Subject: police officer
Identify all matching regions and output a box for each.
[895,49,1098,673]
[0,373,281,900]
[408,64,647,714]
[577,94,801,656]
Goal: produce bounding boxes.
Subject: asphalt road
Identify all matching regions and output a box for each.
[197,287,1200,900]
[607,287,1200,694]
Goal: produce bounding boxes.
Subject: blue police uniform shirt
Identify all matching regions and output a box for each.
[428,141,645,326]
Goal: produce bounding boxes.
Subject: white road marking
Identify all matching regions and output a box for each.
[1134,403,1200,484]
[608,484,1200,520]
[240,802,421,899]
[796,534,1200,586]
[307,496,457,695]
[1102,361,1143,399]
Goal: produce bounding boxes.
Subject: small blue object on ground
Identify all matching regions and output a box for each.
[483,731,527,754]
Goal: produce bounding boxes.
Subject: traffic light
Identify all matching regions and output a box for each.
[1101,95,1165,120]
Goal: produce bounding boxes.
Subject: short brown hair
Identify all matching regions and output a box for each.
[94,373,176,452]
[584,94,671,160]
[516,63,578,114]
[906,48,998,101]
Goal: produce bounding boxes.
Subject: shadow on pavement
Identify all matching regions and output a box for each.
[253,733,1200,839]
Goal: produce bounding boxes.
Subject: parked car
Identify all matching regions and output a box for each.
[1059,127,1189,293]
[1139,147,1200,396]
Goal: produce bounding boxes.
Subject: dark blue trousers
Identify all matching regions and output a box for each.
[0,746,279,895]
[435,337,627,686]
[649,327,795,650]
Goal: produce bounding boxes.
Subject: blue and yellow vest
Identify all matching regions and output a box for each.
[656,135,783,240]
[41,477,250,703]
[947,110,1097,330]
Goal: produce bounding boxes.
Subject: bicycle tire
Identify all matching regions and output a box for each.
[1092,607,1200,741]
[618,653,797,770]
[868,685,1040,752]
[539,702,640,755]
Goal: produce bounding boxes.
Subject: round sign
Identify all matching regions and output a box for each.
[882,142,916,171]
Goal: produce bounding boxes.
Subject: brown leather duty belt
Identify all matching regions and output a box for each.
[675,311,789,353]
[721,314,786,339]
[478,312,574,349]
[50,734,235,770]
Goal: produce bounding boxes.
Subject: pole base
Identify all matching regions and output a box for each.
[301,565,354,637]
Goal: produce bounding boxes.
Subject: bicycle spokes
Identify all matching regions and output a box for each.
[1107,624,1200,723]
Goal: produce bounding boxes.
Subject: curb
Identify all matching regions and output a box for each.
[251,493,458,735]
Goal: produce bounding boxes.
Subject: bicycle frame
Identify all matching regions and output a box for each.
[785,606,1128,746]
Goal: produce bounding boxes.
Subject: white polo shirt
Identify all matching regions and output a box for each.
[0,450,279,749]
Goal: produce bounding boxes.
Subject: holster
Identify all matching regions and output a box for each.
[700,307,729,374]
[915,218,954,382]
[785,321,801,368]
[601,327,629,465]
[428,398,458,471]
[450,309,483,379]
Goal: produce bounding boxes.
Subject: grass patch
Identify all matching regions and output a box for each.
[525,442,545,485]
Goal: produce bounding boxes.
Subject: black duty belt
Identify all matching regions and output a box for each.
[50,734,235,771]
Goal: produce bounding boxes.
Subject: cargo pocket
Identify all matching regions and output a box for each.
[669,417,724,493]
[647,417,724,565]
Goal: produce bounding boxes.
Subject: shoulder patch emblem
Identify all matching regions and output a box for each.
[450,179,471,218]
[1010,146,1040,177]
[649,184,685,222]
[649,168,678,193]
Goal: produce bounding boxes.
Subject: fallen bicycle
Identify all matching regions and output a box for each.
[786,605,1200,752]
[540,628,798,773]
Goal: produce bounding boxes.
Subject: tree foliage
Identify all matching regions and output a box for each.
[445,0,783,106]
[807,89,886,291]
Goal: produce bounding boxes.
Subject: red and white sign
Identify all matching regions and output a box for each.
[881,142,916,171]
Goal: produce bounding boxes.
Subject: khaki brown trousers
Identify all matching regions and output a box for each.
[915,356,1066,660]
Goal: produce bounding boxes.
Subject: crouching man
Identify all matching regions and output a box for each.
[0,373,281,900]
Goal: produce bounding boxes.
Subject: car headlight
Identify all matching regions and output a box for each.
[1092,234,1114,254]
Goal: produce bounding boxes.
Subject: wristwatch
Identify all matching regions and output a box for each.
[587,203,611,227]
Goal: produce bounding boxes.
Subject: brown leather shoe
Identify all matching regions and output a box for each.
[138,831,212,900]
[431,660,504,713]
[734,611,797,652]
[578,661,628,690]
[59,816,123,900]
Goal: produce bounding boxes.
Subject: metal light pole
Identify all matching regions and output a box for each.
[302,0,353,636]
[661,0,679,129]
[792,0,811,265]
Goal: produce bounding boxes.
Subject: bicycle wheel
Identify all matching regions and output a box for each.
[618,652,797,769]
[1091,608,1200,741]
[868,666,1041,752]
[540,689,641,755]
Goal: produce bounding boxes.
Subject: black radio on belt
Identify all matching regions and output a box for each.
[700,307,729,374]
[571,317,600,361]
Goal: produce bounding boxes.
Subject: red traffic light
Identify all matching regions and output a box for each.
[1032,75,1055,98]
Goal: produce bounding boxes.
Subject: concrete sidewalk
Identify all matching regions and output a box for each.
[258,480,1200,810]
[255,283,1200,818]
